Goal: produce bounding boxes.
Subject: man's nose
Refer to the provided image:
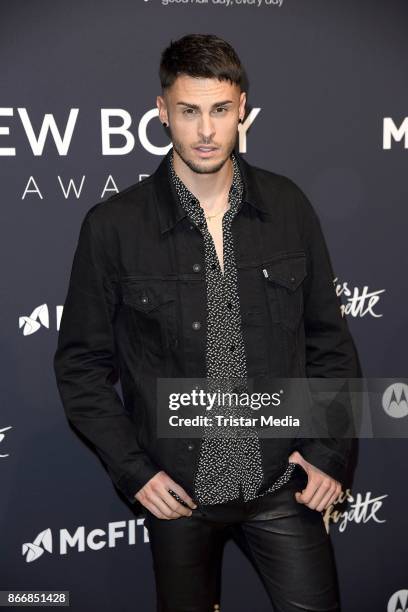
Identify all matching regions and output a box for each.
[198,115,216,142]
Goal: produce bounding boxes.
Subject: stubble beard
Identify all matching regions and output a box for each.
[169,130,237,175]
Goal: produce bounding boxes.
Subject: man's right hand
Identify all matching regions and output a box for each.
[135,470,198,519]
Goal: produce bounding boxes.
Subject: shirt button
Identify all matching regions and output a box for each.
[227,302,233,309]
[192,263,201,272]
[229,344,235,351]
[192,321,201,330]
[187,443,195,451]
[211,263,216,270]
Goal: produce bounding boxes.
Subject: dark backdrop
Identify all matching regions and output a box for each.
[1,1,407,610]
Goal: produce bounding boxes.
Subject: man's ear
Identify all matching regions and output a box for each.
[156,95,168,125]
[239,91,247,121]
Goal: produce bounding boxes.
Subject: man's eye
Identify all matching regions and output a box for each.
[182,107,228,116]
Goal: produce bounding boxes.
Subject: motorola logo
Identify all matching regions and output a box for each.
[382,383,408,419]
[0,425,12,458]
[388,590,408,612]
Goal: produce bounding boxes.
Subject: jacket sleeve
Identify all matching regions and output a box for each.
[292,185,363,484]
[53,206,160,504]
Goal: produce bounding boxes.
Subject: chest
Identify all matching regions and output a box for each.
[206,213,227,274]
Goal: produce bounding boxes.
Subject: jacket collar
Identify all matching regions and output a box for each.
[152,147,270,234]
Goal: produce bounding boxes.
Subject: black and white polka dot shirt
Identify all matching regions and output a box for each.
[169,150,296,505]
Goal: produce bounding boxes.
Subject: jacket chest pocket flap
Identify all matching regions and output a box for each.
[262,253,307,332]
[121,279,177,348]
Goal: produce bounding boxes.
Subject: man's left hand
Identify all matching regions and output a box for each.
[288,450,342,511]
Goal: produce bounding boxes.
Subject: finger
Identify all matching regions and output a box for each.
[325,485,342,509]
[315,484,337,512]
[163,489,195,517]
[164,481,197,510]
[140,476,193,518]
[144,501,171,520]
[295,477,320,505]
[147,493,188,519]
[305,478,333,510]
[142,497,174,520]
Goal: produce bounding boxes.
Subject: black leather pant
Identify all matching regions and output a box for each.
[144,465,341,612]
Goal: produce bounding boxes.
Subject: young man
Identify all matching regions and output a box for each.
[54,34,361,611]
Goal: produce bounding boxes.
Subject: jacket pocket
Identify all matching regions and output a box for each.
[262,251,307,333]
[120,278,178,351]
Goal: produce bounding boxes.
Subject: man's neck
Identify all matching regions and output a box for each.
[172,149,234,208]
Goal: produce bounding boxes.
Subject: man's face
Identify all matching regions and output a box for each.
[157,75,246,175]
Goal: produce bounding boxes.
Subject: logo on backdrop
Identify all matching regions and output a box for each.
[22,520,150,562]
[387,590,408,612]
[19,305,65,335]
[22,528,52,562]
[1,107,259,199]
[335,279,385,318]
[322,488,387,534]
[382,383,408,419]
[0,426,12,458]
[383,117,408,149]
[0,107,259,157]
[19,304,49,335]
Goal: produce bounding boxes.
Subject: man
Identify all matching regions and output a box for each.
[54,33,361,611]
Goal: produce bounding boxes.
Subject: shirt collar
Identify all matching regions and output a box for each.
[169,149,243,217]
[152,146,270,234]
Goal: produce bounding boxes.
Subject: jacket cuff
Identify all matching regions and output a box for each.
[116,459,161,505]
[293,438,349,484]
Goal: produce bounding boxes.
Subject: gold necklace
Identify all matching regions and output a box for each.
[205,204,229,221]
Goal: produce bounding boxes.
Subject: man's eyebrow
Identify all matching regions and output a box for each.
[176,100,234,109]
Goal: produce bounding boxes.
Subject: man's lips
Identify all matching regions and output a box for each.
[194,146,218,156]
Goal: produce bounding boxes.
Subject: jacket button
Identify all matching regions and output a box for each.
[187,443,195,451]
[192,321,201,330]
[141,295,149,304]
[290,276,296,282]
[227,301,233,309]
[192,263,201,272]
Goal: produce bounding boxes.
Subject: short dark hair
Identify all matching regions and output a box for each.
[159,34,245,92]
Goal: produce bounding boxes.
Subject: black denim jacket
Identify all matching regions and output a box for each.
[53,149,362,516]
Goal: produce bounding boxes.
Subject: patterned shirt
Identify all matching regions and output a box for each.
[169,149,296,504]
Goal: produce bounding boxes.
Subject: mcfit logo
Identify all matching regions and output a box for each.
[19,304,49,336]
[22,520,149,562]
[382,383,408,418]
[388,590,408,612]
[22,529,52,562]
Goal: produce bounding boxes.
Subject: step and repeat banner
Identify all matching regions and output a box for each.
[1,1,407,610]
